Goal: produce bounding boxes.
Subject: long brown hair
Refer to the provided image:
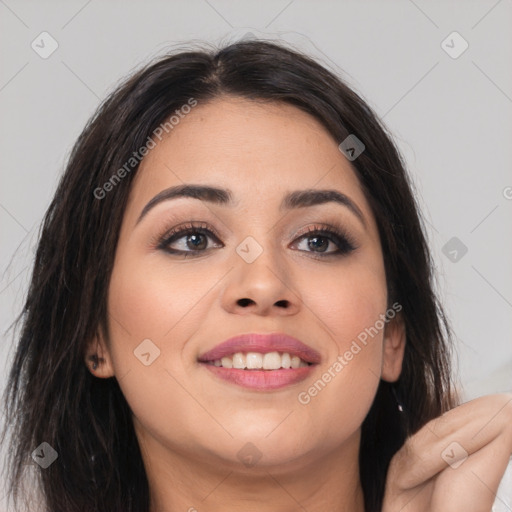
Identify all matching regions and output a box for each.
[1,39,456,512]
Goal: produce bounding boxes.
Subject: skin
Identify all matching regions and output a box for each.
[86,94,512,511]
[383,393,512,512]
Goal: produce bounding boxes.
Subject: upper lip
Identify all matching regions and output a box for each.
[197,332,322,364]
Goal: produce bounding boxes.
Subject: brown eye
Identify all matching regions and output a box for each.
[158,223,223,256]
[307,235,330,252]
[181,232,207,251]
[294,226,357,256]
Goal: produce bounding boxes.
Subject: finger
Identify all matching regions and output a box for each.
[388,394,512,491]
[430,436,511,512]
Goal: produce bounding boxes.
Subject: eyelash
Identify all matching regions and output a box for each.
[156,222,358,259]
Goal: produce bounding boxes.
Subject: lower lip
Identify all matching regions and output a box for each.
[200,363,316,390]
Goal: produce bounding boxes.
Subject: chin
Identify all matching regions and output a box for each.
[221,432,316,470]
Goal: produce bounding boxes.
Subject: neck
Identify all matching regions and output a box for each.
[139,428,366,512]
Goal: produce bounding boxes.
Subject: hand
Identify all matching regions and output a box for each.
[382,393,512,512]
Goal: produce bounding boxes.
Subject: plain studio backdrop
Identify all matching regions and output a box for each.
[0,1,511,510]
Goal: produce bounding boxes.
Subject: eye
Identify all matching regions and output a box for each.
[157,222,223,257]
[293,225,357,257]
[156,221,357,259]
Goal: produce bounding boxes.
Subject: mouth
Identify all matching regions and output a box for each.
[203,351,313,369]
[197,332,320,390]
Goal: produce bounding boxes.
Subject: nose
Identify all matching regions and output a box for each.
[220,244,301,317]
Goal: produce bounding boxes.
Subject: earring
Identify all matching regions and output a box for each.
[391,385,405,413]
[89,354,99,370]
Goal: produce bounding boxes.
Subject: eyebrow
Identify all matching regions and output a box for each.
[136,184,366,228]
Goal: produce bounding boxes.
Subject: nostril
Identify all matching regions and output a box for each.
[237,298,254,307]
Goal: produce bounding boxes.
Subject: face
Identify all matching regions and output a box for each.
[90,96,405,473]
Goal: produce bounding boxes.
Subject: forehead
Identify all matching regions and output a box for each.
[125,96,372,223]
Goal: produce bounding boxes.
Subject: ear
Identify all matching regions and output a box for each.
[84,326,116,379]
[381,312,406,382]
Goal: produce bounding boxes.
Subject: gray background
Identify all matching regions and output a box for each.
[1,0,511,509]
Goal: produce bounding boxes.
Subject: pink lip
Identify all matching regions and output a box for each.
[197,332,321,364]
[201,366,316,390]
[197,332,321,391]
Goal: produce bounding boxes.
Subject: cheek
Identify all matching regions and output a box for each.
[304,257,388,352]
[104,252,229,393]
[293,260,387,437]
[108,254,219,343]
[104,257,221,447]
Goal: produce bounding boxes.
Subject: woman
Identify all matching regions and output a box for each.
[1,39,511,512]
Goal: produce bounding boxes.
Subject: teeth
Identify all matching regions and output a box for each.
[220,356,233,368]
[232,353,245,369]
[246,352,263,369]
[208,352,312,370]
[263,351,281,370]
